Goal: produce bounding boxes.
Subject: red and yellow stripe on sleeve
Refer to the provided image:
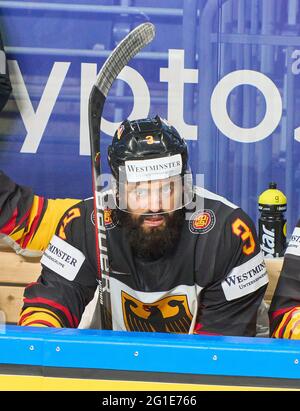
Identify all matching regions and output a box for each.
[19,307,63,328]
[7,196,80,256]
[272,307,300,339]
[20,296,79,328]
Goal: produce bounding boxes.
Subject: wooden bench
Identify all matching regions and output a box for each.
[0,248,283,325]
[0,248,41,324]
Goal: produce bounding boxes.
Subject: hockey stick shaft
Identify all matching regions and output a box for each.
[88,23,155,329]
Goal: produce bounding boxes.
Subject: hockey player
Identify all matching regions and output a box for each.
[1,116,268,335]
[269,220,300,339]
[0,29,12,112]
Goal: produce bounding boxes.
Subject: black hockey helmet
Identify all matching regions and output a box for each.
[108,115,189,181]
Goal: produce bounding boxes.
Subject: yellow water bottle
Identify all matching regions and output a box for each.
[258,182,287,258]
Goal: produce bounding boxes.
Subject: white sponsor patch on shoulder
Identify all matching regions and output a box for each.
[41,235,85,281]
[125,154,182,182]
[285,227,300,257]
[221,252,268,301]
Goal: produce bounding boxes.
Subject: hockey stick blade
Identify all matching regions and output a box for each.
[96,22,155,97]
[88,23,156,330]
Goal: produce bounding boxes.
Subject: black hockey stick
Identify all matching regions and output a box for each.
[88,23,156,329]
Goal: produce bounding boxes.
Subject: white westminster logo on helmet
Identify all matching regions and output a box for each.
[125,154,182,183]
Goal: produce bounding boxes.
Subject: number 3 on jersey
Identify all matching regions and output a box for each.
[232,218,255,255]
[58,208,81,240]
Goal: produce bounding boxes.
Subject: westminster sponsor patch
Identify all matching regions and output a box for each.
[41,235,85,281]
[285,227,300,257]
[125,154,182,182]
[221,252,268,301]
[189,209,216,234]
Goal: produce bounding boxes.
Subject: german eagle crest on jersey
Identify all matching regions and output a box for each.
[121,291,193,333]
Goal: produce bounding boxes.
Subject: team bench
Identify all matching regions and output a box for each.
[0,246,283,325]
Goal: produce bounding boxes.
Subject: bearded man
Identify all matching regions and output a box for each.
[0,116,268,335]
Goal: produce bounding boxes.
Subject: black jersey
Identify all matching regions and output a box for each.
[269,221,300,338]
[0,31,12,112]
[20,187,268,336]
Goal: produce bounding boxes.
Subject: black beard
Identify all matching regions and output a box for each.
[114,208,185,260]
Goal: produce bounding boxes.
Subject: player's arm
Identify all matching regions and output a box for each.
[195,209,268,337]
[18,201,97,327]
[0,30,12,112]
[0,171,80,256]
[269,221,300,339]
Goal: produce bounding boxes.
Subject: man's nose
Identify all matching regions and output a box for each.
[149,190,161,213]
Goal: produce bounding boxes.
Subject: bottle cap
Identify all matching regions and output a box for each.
[258,182,287,212]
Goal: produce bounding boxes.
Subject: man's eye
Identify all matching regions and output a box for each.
[135,188,148,197]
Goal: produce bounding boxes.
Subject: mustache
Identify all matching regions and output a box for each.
[136,211,168,225]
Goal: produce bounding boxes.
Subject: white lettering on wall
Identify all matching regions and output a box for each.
[210,70,282,143]
[8,60,70,153]
[8,50,300,152]
[160,49,198,140]
[80,64,150,155]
